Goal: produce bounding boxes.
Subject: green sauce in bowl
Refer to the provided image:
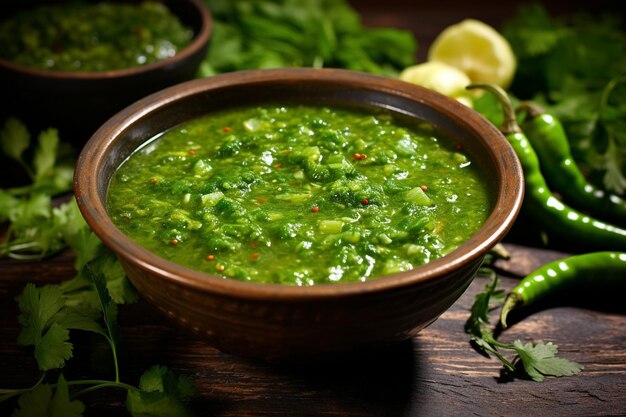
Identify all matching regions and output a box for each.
[0,1,193,72]
[107,104,491,285]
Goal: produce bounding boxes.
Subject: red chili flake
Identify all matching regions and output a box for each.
[150,178,158,185]
[170,239,178,245]
[206,255,215,261]
[249,241,259,248]
[420,185,428,191]
[188,150,197,156]
[250,252,260,260]
[257,197,269,204]
[353,153,367,160]
[455,143,463,150]
[361,198,369,205]
[216,264,225,272]
[284,149,292,155]
[311,206,319,213]
[223,126,232,133]
[273,163,282,169]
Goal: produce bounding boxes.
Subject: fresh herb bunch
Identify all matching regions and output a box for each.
[0,117,196,416]
[465,274,583,382]
[503,4,626,194]
[2,260,195,417]
[198,0,417,77]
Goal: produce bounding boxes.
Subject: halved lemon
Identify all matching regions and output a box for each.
[399,61,473,106]
[428,19,516,89]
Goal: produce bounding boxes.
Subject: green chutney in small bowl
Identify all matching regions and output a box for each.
[107,104,490,285]
[75,68,523,360]
[0,0,212,142]
[0,1,193,72]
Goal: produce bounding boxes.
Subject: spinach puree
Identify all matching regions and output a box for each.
[0,1,193,72]
[107,105,490,285]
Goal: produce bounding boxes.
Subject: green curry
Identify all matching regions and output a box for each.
[0,1,193,72]
[107,104,491,285]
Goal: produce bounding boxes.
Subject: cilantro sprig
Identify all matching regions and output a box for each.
[2,241,196,416]
[0,117,75,260]
[465,275,583,382]
[1,117,197,416]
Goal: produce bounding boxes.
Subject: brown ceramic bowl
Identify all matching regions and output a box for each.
[74,68,523,360]
[0,0,212,143]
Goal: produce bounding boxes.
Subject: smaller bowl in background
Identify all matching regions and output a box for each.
[75,68,524,361]
[0,0,212,143]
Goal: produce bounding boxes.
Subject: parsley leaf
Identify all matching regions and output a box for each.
[127,365,196,417]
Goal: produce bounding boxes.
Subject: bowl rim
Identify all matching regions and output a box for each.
[0,0,212,79]
[74,68,524,300]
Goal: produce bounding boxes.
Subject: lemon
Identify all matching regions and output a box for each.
[400,61,471,97]
[399,61,473,106]
[428,19,516,89]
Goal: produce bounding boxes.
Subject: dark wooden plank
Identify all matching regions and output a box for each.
[1,244,624,416]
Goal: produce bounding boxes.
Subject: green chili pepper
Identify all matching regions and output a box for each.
[518,102,626,226]
[500,251,626,327]
[467,83,626,250]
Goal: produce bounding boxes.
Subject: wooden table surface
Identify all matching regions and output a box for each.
[1,241,625,417]
[2,1,625,416]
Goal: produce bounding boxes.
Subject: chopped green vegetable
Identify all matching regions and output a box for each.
[464,274,583,381]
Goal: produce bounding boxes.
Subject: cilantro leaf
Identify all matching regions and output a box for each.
[49,374,85,417]
[16,284,65,347]
[12,374,85,417]
[15,281,105,371]
[16,284,73,371]
[127,365,196,417]
[0,189,19,222]
[8,193,51,228]
[464,274,504,343]
[11,383,53,417]
[464,275,582,381]
[93,249,138,304]
[33,128,59,182]
[0,117,30,166]
[512,341,584,382]
[54,309,105,335]
[52,199,102,270]
[34,323,73,371]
